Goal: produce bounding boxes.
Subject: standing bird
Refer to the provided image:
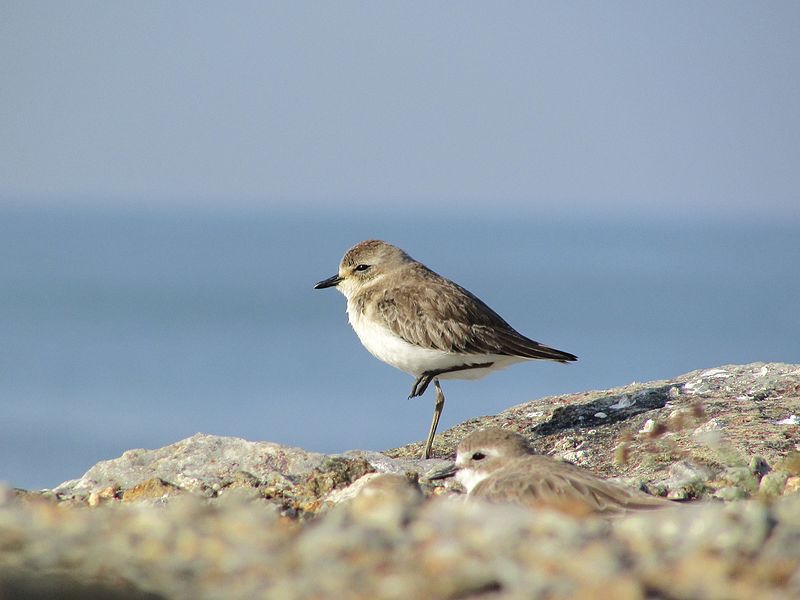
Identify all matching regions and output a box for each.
[314,240,576,459]
[429,428,674,516]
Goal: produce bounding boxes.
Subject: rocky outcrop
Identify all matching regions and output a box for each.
[392,362,800,496]
[2,362,799,599]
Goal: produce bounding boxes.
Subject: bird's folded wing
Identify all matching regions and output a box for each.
[367,281,575,361]
[473,459,671,515]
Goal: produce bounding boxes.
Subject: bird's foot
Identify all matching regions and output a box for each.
[409,374,434,398]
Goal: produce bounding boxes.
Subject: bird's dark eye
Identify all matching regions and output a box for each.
[354,264,370,272]
[471,452,486,461]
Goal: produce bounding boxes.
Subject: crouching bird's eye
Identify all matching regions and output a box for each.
[354,264,370,272]
[472,452,486,461]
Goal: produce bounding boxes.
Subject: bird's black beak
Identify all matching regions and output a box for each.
[314,274,342,289]
[426,463,458,481]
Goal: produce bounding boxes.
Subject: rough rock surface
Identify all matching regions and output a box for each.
[2,362,799,599]
[390,362,800,499]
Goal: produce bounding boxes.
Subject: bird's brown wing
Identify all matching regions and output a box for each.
[472,457,671,516]
[363,266,576,362]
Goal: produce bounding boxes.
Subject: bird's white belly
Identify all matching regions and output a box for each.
[347,308,521,378]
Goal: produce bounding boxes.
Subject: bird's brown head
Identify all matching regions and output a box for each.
[455,427,533,470]
[426,427,534,491]
[314,240,413,298]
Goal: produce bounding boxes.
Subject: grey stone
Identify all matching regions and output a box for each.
[54,433,327,498]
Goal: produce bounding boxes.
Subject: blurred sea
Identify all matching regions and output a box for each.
[2,204,798,490]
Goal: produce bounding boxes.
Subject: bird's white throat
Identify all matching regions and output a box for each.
[455,468,490,495]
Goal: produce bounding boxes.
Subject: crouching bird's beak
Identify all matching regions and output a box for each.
[426,463,458,481]
[314,274,342,289]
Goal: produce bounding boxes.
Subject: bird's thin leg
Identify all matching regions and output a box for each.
[422,379,445,459]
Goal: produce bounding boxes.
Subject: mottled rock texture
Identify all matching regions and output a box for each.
[390,362,800,499]
[2,362,799,599]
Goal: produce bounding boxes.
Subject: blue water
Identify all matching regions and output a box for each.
[1,205,798,490]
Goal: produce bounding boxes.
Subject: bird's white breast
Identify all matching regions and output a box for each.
[346,300,519,378]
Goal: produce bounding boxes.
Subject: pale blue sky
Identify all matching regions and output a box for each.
[2,2,798,219]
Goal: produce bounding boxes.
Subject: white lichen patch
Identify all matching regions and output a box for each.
[609,395,635,410]
[640,419,655,433]
[701,368,731,379]
[776,415,800,426]
[682,381,701,395]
